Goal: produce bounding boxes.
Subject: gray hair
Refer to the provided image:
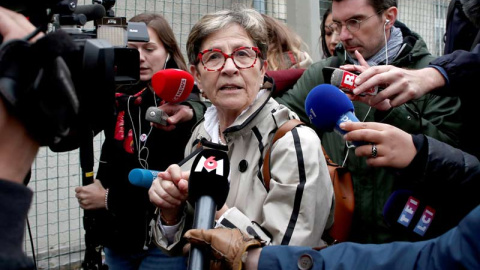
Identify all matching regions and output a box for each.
[186,8,268,65]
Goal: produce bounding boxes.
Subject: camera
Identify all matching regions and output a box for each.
[0,0,148,152]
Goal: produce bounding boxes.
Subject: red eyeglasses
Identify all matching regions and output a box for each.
[197,46,261,71]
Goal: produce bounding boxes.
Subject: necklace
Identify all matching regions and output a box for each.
[218,126,226,145]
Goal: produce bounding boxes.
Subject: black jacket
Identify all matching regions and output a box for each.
[0,180,35,270]
[392,134,480,239]
[430,44,480,158]
[95,85,200,251]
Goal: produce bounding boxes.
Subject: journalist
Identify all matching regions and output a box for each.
[73,13,205,270]
[341,0,480,158]
[0,6,43,270]
[275,0,462,243]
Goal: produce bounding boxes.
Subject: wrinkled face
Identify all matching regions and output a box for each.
[190,23,267,118]
[128,27,168,81]
[332,0,385,59]
[324,13,340,56]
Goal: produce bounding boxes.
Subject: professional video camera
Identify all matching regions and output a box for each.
[0,0,148,152]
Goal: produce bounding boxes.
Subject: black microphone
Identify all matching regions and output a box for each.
[187,149,230,270]
[383,189,437,238]
[74,4,106,22]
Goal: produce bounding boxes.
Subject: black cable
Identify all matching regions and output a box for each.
[26,218,38,270]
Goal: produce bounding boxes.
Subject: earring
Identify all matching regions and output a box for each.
[259,83,264,89]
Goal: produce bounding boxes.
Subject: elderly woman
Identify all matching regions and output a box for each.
[148,8,333,252]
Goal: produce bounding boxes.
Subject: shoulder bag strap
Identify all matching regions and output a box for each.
[262,119,304,191]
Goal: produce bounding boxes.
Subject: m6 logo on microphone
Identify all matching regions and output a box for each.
[194,156,225,176]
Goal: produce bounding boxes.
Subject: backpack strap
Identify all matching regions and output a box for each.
[262,119,303,191]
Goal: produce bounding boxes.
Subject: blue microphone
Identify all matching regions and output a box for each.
[128,168,160,188]
[304,84,364,146]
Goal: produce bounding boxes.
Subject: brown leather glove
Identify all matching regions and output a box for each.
[184,228,264,270]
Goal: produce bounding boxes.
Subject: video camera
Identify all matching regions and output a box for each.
[0,0,148,152]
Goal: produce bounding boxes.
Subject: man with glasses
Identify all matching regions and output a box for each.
[275,0,462,244]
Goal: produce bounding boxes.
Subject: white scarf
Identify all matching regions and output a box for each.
[204,89,268,144]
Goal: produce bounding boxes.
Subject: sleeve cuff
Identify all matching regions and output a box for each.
[427,65,450,85]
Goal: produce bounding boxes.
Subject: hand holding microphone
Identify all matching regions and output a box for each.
[148,164,189,210]
[147,69,195,126]
[341,121,417,168]
[343,64,444,108]
[331,50,391,111]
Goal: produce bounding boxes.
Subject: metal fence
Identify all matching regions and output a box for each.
[24,0,450,269]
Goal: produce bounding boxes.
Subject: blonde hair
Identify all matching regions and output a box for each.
[262,14,308,70]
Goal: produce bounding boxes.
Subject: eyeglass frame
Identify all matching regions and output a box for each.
[197,46,262,72]
[329,9,384,34]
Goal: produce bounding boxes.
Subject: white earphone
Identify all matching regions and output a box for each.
[385,19,390,26]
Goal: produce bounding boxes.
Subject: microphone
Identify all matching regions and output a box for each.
[187,149,230,270]
[383,190,437,238]
[128,168,160,188]
[304,84,364,146]
[151,69,195,103]
[148,69,195,125]
[74,4,107,22]
[327,67,379,96]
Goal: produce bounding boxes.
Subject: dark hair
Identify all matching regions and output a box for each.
[331,0,397,13]
[129,13,187,71]
[320,8,333,58]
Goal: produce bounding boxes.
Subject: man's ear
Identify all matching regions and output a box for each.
[384,6,398,28]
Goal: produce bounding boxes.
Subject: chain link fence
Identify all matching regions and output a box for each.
[24,0,450,269]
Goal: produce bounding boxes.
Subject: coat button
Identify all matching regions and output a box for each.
[297,254,313,270]
[238,160,248,172]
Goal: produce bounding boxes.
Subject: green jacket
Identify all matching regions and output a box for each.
[276,25,462,243]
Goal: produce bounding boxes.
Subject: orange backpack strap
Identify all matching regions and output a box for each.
[262,119,304,191]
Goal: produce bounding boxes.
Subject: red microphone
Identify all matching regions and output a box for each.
[151,69,194,103]
[147,69,195,125]
[330,68,378,96]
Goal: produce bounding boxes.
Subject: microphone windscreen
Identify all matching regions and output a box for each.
[128,168,160,188]
[151,69,194,103]
[74,4,106,21]
[304,84,354,131]
[188,149,230,209]
[383,189,413,226]
[330,68,347,89]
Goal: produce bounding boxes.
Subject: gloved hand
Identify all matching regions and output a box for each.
[184,228,264,270]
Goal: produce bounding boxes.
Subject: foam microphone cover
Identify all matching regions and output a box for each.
[128,168,160,188]
[188,149,230,210]
[74,4,106,21]
[330,68,348,89]
[383,189,413,227]
[151,69,194,103]
[304,84,354,132]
